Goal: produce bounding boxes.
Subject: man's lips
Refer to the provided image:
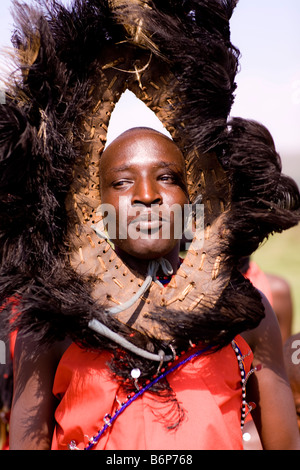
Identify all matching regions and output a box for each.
[128,212,169,232]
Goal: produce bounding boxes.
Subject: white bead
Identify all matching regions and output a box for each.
[131,368,141,379]
[68,440,79,450]
[243,432,252,442]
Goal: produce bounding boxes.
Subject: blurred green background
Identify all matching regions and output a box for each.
[252,223,300,334]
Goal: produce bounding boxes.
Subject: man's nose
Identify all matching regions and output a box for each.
[132,178,162,206]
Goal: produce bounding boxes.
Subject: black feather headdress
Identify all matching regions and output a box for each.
[0,0,299,376]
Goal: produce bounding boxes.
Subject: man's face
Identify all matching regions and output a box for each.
[99,128,189,260]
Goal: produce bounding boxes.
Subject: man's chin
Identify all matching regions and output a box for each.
[114,239,179,261]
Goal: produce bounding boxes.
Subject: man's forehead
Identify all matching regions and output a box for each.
[100,126,185,165]
[105,160,183,175]
[104,126,175,150]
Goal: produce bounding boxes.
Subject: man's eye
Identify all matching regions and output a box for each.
[159,174,176,182]
[112,180,131,187]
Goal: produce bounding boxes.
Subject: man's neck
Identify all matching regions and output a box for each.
[114,244,181,277]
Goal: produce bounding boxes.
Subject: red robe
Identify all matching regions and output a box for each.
[52,335,252,450]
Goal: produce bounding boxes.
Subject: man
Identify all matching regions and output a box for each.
[10,128,300,450]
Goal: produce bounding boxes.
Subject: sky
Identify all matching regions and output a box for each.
[0,0,299,170]
[230,0,300,158]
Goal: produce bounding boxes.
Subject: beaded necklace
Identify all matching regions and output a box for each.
[68,339,256,451]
